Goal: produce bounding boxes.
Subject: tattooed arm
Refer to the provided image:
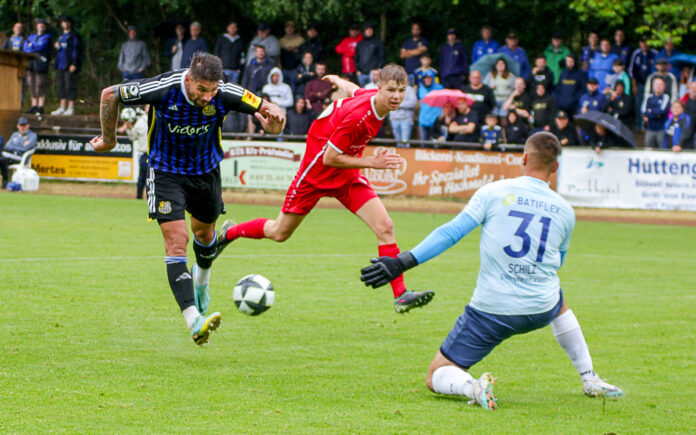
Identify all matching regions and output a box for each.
[90,85,120,152]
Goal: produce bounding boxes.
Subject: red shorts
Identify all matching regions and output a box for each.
[282,175,378,215]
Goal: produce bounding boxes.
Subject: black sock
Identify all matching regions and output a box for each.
[193,236,216,270]
[166,262,195,311]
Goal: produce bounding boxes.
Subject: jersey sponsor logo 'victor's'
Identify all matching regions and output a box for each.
[241,89,261,109]
[167,123,211,136]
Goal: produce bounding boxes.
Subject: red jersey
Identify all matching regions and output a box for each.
[296,88,384,189]
[335,35,363,74]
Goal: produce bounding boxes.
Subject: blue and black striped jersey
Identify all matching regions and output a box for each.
[116,69,262,175]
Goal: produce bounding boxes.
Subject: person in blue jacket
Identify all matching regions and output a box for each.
[553,54,585,114]
[2,22,24,51]
[51,16,82,116]
[589,39,618,91]
[439,28,468,89]
[22,19,52,115]
[497,33,530,79]
[642,77,670,148]
[417,71,444,141]
[578,78,607,114]
[471,25,499,64]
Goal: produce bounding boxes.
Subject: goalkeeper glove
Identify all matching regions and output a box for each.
[360,251,418,288]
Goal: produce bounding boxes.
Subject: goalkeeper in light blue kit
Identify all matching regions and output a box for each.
[360,132,622,410]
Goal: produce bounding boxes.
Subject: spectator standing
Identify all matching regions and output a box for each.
[214,21,245,84]
[581,32,599,72]
[550,110,579,146]
[304,62,332,113]
[439,28,468,89]
[502,77,532,122]
[463,69,495,122]
[479,113,502,150]
[165,23,187,72]
[643,58,678,108]
[0,116,37,188]
[363,69,381,90]
[589,39,618,91]
[664,101,690,149]
[2,22,24,50]
[51,16,81,116]
[611,30,631,65]
[335,24,362,82]
[182,22,208,68]
[355,24,384,87]
[293,51,316,98]
[606,81,633,126]
[279,21,305,77]
[389,84,417,146]
[432,101,457,142]
[603,59,631,95]
[680,81,696,120]
[544,33,570,86]
[553,54,585,114]
[22,19,51,115]
[262,67,294,112]
[449,98,479,143]
[400,22,429,84]
[284,98,315,136]
[642,77,670,147]
[579,78,607,113]
[116,107,148,199]
[471,25,499,64]
[657,38,680,81]
[414,54,439,87]
[629,40,657,128]
[482,59,514,117]
[417,71,444,140]
[298,24,323,62]
[530,83,557,131]
[242,45,274,95]
[503,110,528,144]
[118,26,150,81]
[498,33,530,79]
[246,22,280,66]
[528,55,554,92]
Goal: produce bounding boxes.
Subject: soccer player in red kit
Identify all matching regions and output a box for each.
[216,64,434,313]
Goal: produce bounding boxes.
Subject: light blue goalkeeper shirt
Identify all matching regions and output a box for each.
[412,176,575,315]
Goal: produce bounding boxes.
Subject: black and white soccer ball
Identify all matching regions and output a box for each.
[233,274,274,316]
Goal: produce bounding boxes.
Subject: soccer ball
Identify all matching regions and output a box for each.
[233,274,274,316]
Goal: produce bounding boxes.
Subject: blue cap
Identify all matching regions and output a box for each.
[423,70,436,78]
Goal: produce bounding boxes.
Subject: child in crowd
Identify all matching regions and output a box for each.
[414,54,439,87]
[604,59,631,96]
[503,110,529,144]
[664,101,690,150]
[480,113,502,150]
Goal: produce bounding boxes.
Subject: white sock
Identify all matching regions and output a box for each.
[182,306,200,332]
[551,309,595,381]
[193,266,210,287]
[432,365,476,399]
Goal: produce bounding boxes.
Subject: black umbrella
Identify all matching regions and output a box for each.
[573,111,637,148]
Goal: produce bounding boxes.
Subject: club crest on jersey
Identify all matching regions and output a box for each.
[158,201,172,214]
[502,194,516,205]
[202,104,216,116]
[241,89,261,109]
[119,83,140,102]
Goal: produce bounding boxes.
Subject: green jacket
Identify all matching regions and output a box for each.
[544,44,571,85]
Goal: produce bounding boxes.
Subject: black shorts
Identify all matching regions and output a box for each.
[145,167,226,223]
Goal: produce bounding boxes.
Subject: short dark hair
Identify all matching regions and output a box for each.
[189,52,223,82]
[525,132,561,170]
[613,59,624,67]
[379,63,408,85]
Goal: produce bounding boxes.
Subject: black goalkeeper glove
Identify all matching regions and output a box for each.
[360,251,418,289]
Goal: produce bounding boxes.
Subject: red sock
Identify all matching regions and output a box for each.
[226,218,268,241]
[378,243,406,298]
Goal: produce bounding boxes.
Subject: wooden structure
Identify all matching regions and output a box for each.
[0,49,34,139]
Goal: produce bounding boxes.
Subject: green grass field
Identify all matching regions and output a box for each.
[1,192,695,433]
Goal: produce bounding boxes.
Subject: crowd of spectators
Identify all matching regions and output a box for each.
[3,17,696,151]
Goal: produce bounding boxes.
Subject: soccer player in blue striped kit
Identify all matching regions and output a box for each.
[91,53,285,345]
[361,132,623,409]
